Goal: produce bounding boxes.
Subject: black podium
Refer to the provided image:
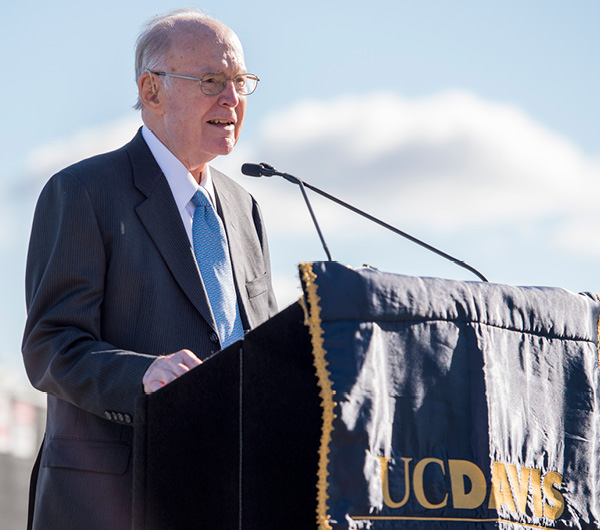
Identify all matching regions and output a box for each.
[133,301,321,530]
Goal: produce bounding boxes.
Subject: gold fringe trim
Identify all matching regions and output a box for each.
[299,262,336,530]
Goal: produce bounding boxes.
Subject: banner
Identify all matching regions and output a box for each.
[300,261,600,530]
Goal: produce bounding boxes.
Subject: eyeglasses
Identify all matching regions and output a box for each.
[150,71,260,96]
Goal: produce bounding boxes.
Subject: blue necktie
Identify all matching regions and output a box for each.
[191,188,244,348]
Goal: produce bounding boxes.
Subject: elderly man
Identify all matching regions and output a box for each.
[22,8,277,530]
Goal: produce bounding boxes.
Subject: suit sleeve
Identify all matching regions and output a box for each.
[22,171,155,421]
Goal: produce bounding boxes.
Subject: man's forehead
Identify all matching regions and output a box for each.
[167,21,245,69]
[170,20,240,50]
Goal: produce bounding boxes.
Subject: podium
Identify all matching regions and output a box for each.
[133,262,600,530]
[133,301,322,530]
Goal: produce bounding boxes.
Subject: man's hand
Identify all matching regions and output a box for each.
[142,349,202,394]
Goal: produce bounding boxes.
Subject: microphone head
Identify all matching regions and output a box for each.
[241,163,264,177]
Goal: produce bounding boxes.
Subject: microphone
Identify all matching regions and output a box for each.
[241,162,488,282]
[242,163,333,261]
[241,163,269,177]
[242,162,293,181]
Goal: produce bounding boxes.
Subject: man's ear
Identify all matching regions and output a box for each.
[138,72,165,114]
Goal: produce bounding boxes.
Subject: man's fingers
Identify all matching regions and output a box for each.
[142,349,202,394]
[145,379,166,394]
[173,349,203,369]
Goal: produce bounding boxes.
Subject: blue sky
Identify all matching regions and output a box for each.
[2,1,599,382]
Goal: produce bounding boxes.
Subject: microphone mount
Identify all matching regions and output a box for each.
[241,162,489,282]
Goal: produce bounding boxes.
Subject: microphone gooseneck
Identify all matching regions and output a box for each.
[241,162,489,282]
[243,163,332,262]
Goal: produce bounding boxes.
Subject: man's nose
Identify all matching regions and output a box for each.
[218,80,241,106]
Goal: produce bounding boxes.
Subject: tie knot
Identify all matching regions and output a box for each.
[191,188,211,208]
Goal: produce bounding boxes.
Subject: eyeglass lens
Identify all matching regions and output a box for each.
[201,74,258,96]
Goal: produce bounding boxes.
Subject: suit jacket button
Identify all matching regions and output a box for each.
[104,411,112,420]
[111,412,118,421]
[124,414,132,424]
[117,413,125,422]
[210,332,219,344]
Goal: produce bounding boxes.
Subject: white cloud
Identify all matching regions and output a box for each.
[24,91,596,239]
[217,90,600,244]
[552,214,600,258]
[25,114,142,182]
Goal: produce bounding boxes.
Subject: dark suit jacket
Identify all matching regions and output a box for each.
[22,129,278,530]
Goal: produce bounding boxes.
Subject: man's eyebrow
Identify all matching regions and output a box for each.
[193,70,251,77]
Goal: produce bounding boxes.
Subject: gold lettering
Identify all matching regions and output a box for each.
[413,458,448,509]
[488,462,517,512]
[543,471,564,520]
[506,464,530,514]
[378,454,564,521]
[378,456,412,508]
[529,468,543,517]
[448,459,487,509]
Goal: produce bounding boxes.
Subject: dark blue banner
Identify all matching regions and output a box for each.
[300,261,600,529]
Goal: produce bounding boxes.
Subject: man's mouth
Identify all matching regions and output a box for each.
[208,119,235,126]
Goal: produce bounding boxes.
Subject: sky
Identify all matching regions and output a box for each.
[2,0,599,388]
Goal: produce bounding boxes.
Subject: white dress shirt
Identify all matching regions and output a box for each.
[141,125,217,246]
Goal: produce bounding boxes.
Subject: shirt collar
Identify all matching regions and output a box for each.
[141,125,216,210]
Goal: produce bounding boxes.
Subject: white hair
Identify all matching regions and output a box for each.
[133,8,214,110]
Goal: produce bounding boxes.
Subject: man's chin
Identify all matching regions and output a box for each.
[216,139,238,156]
[199,136,239,161]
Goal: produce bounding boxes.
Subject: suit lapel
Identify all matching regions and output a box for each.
[126,131,218,334]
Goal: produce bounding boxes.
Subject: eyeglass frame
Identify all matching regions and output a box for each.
[148,70,260,96]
